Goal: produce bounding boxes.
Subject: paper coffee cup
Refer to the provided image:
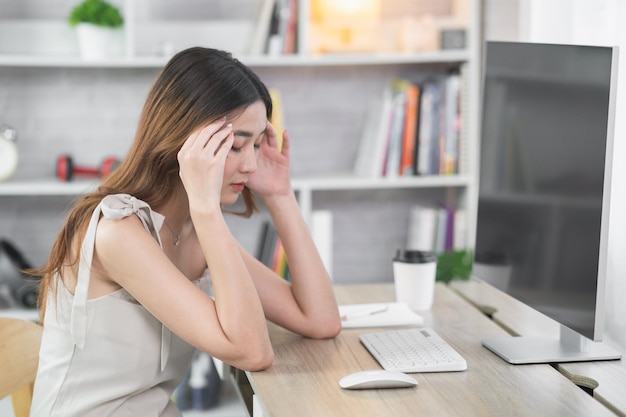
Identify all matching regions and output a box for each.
[393,249,437,311]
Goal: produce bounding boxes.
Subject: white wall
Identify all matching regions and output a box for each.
[484,0,626,349]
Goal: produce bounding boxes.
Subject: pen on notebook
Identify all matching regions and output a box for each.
[341,305,389,322]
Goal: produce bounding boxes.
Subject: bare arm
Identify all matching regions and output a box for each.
[245,192,341,338]
[245,123,341,338]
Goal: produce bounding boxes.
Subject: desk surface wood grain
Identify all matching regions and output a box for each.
[244,283,617,417]
[450,279,626,417]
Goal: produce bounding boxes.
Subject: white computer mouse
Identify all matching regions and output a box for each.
[338,369,418,390]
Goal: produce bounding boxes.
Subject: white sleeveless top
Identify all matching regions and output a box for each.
[30,194,212,417]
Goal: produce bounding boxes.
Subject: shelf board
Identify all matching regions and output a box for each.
[243,50,471,67]
[0,54,169,68]
[293,174,473,190]
[0,179,98,195]
[0,50,470,69]
[0,175,471,196]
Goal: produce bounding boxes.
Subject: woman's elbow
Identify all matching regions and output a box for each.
[236,347,275,372]
[304,317,342,339]
[207,339,274,372]
[322,319,342,339]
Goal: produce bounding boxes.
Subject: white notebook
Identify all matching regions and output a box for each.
[339,302,424,329]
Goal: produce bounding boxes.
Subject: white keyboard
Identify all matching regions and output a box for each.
[359,328,467,373]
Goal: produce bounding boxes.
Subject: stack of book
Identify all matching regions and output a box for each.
[256,221,289,281]
[406,204,466,254]
[249,0,298,56]
[353,73,463,178]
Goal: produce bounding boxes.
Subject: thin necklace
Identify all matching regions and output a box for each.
[163,220,181,246]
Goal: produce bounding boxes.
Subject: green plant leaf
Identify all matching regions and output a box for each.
[68,0,124,28]
[436,249,473,283]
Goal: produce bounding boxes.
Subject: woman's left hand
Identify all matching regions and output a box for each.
[247,120,292,198]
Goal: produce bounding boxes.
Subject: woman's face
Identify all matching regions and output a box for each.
[221,100,267,205]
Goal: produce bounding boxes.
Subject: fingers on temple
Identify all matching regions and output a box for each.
[198,120,231,152]
[180,118,228,153]
[214,130,234,157]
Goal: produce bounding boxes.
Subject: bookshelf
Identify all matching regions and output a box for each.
[0,0,481,286]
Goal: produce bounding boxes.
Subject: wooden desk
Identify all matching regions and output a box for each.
[232,283,617,417]
[450,279,626,417]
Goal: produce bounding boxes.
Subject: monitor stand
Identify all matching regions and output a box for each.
[482,325,622,364]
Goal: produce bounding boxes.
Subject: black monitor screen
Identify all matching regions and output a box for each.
[474,41,616,340]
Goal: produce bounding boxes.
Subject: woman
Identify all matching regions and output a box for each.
[29,47,341,416]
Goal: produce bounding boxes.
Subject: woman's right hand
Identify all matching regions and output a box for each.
[177,118,234,213]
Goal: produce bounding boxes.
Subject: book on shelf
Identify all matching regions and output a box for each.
[353,73,462,178]
[406,205,437,252]
[442,73,461,175]
[383,79,410,178]
[271,238,288,279]
[453,209,467,250]
[406,204,465,253]
[281,0,298,54]
[416,79,440,176]
[256,220,289,280]
[256,211,330,282]
[353,86,394,178]
[401,83,421,176]
[456,64,471,177]
[249,0,275,55]
[251,0,298,56]
[269,87,285,150]
[417,74,462,176]
[266,0,283,56]
[256,221,276,266]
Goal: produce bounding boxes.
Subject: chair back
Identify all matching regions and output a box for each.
[0,317,43,417]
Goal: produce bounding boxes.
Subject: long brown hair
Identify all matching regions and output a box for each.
[31,47,273,318]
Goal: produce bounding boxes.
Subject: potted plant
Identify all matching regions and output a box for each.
[435,249,473,283]
[68,0,124,60]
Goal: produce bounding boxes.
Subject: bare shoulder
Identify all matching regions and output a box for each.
[95,213,149,252]
[94,214,166,277]
[91,211,207,317]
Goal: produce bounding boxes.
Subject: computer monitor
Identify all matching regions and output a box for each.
[474,41,622,364]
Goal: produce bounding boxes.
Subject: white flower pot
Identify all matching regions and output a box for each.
[76,23,119,60]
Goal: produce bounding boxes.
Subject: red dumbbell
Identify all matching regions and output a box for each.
[56,154,120,182]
